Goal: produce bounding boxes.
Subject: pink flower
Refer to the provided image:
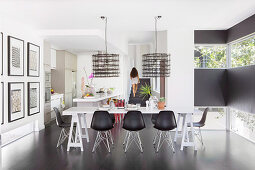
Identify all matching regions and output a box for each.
[88,73,94,79]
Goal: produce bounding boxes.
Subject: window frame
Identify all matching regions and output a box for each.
[228,33,255,68]
[194,44,228,69]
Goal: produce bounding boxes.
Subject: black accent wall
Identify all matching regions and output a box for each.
[194,14,255,44]
[194,30,227,44]
[227,14,255,43]
[194,69,227,106]
[227,65,255,114]
[195,65,255,114]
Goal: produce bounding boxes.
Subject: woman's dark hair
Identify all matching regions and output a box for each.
[130,67,138,78]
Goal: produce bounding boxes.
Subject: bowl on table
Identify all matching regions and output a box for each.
[125,104,138,111]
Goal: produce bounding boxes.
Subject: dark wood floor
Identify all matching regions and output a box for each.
[1,115,255,170]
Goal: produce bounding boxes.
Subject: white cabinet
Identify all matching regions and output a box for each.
[51,49,56,69]
[51,94,64,119]
[65,52,77,71]
[64,92,73,108]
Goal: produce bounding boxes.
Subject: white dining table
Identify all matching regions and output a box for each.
[62,107,202,151]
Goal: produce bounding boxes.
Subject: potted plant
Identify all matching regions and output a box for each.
[158,97,165,110]
[139,83,152,99]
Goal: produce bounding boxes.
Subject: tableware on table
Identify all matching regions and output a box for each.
[136,103,141,109]
[146,100,149,109]
[102,104,110,108]
[126,107,138,111]
[98,107,110,111]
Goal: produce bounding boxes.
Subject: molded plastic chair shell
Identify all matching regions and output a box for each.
[123,111,145,131]
[91,111,113,131]
[154,111,177,131]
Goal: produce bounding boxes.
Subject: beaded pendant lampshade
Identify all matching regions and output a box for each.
[142,16,171,77]
[92,16,120,77]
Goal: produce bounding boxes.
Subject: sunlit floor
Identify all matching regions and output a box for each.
[1,115,255,170]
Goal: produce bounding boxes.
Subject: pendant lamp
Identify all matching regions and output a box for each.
[142,16,170,77]
[92,16,120,77]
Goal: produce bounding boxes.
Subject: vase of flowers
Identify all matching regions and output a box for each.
[81,68,96,98]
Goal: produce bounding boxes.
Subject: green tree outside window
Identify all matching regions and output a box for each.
[194,46,227,68]
[231,36,255,67]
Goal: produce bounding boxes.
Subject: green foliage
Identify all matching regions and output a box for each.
[159,97,165,102]
[231,37,255,67]
[194,46,227,68]
[139,83,151,99]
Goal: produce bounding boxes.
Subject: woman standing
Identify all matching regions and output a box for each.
[130,67,140,97]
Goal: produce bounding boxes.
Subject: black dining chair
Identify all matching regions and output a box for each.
[153,111,177,153]
[53,107,72,148]
[188,107,209,146]
[91,111,114,152]
[122,111,145,153]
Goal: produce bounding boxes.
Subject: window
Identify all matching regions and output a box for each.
[230,109,255,142]
[194,107,226,130]
[194,45,227,68]
[231,35,255,67]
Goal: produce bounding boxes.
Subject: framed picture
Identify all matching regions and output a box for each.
[1,32,3,75]
[8,36,24,76]
[28,82,40,116]
[27,43,40,77]
[1,82,3,124]
[8,82,24,122]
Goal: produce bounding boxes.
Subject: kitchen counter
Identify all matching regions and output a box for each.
[73,92,121,107]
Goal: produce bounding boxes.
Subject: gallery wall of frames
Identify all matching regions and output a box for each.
[0,19,44,135]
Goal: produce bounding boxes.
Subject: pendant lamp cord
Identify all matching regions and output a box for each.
[105,17,108,54]
[101,16,108,54]
[155,16,158,54]
[155,16,161,53]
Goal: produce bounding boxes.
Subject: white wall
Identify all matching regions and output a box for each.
[166,28,194,112]
[0,17,45,137]
[76,52,125,99]
[128,44,150,77]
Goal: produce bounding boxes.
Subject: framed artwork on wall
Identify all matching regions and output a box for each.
[8,36,24,76]
[27,43,40,77]
[1,82,3,124]
[28,82,40,116]
[1,32,3,75]
[8,82,24,122]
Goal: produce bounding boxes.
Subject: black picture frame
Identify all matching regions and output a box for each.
[1,32,3,75]
[8,36,24,76]
[27,42,40,77]
[28,82,40,116]
[8,82,25,122]
[1,82,3,125]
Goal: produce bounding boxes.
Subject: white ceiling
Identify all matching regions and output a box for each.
[1,0,254,30]
[1,0,255,53]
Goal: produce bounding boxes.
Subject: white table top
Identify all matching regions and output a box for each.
[73,92,120,103]
[63,107,202,115]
